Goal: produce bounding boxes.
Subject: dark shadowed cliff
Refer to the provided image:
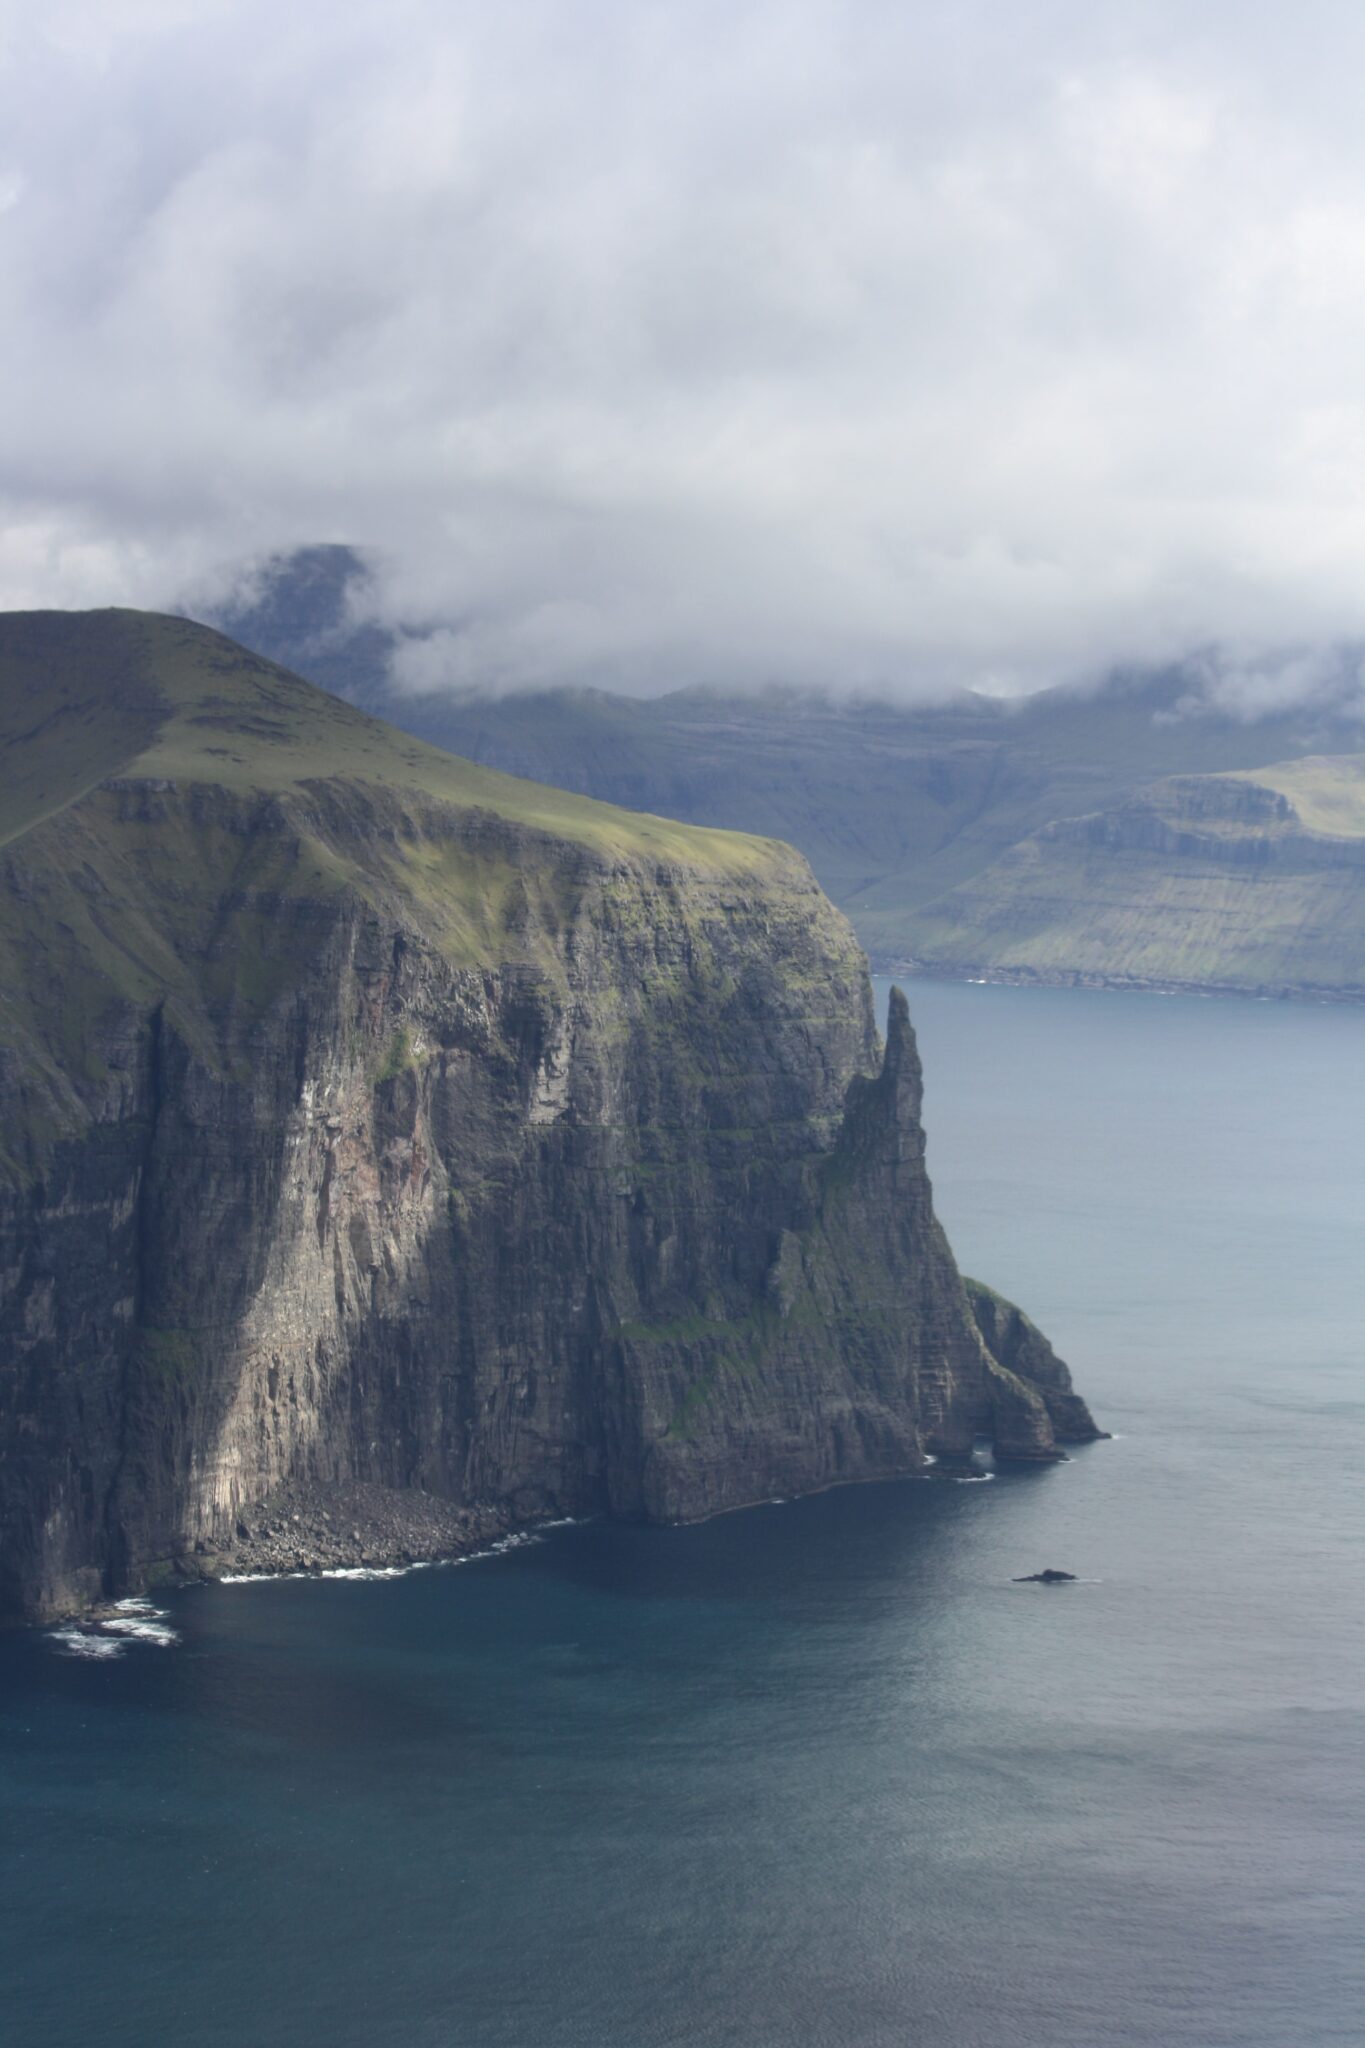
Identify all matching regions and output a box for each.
[0,611,1099,1620]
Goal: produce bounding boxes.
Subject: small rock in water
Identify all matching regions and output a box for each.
[1013,1568,1077,1583]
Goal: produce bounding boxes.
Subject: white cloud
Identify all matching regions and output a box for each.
[5,0,1365,697]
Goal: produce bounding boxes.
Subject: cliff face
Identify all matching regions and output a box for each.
[0,612,1100,1621]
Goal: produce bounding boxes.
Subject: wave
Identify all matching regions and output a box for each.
[100,1617,178,1645]
[319,1564,421,1581]
[48,1598,179,1658]
[49,1519,585,1652]
[48,1627,124,1660]
[951,1472,996,1483]
[455,1531,541,1566]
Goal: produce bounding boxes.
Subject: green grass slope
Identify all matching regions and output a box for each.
[2,611,786,871]
[0,611,811,1168]
[903,758,1365,997]
[1248,754,1365,838]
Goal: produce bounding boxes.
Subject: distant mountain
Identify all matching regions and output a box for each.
[906,757,1365,1000]
[195,544,399,712]
[190,547,1365,996]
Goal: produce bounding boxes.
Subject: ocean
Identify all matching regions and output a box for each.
[2,979,1362,2047]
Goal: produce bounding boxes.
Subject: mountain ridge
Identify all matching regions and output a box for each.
[186,547,1365,993]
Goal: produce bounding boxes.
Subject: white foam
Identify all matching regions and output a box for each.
[319,1565,409,1581]
[48,1627,124,1659]
[100,1617,178,1646]
[216,1514,573,1589]
[449,1531,542,1568]
[219,1568,317,1584]
[952,1471,996,1483]
[218,1561,419,1587]
[48,1597,180,1656]
[319,1535,537,1580]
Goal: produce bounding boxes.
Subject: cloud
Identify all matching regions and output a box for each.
[5,0,1365,699]
[1165,645,1365,725]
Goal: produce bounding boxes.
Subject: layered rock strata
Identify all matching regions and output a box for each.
[0,615,1100,1621]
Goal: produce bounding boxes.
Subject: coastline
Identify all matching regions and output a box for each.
[881,960,1365,1006]
[45,1490,581,1655]
[189,1478,525,1584]
[47,1440,1106,1630]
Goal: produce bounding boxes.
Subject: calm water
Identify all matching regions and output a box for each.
[3,981,1363,2048]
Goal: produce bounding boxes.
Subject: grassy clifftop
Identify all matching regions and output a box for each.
[1241,754,1365,839]
[0,612,834,1172]
[0,611,790,872]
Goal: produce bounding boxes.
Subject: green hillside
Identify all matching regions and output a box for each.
[0,611,803,1168]
[903,759,1365,998]
[0,611,784,870]
[1248,754,1365,838]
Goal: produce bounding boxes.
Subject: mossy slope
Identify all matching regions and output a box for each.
[0,610,805,1169]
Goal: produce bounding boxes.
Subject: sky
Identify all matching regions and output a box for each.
[3,0,1365,701]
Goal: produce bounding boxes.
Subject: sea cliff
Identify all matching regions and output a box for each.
[0,612,1100,1620]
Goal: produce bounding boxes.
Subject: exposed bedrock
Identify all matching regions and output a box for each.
[0,787,1099,1621]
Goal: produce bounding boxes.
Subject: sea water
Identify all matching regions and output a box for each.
[2,980,1362,2047]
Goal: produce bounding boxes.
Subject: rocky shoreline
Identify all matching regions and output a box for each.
[192,1480,520,1582]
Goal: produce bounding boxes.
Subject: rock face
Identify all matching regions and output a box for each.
[963,1280,1107,1449]
[0,611,1101,1621]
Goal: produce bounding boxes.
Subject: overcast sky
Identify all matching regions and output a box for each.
[3,0,1365,699]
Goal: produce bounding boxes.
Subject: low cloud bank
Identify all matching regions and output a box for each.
[7,2,1365,705]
